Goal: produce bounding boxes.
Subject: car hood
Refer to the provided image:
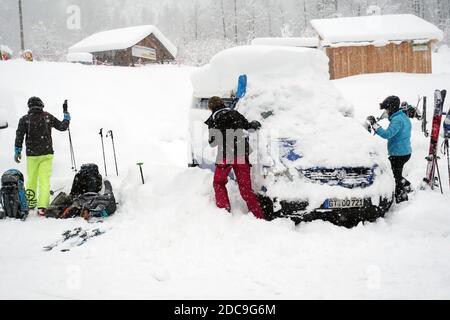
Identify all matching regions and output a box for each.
[239,78,382,169]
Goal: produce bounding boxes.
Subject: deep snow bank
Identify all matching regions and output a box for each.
[0,59,449,299]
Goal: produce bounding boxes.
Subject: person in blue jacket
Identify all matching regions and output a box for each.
[368,96,412,203]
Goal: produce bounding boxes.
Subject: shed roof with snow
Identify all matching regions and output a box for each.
[69,25,177,60]
[310,14,443,80]
[311,14,444,46]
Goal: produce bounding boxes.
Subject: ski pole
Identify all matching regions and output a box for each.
[137,162,145,185]
[68,128,77,172]
[64,100,77,172]
[446,139,450,190]
[435,156,444,195]
[107,130,119,176]
[99,128,108,177]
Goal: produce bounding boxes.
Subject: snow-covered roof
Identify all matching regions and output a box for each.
[68,25,177,57]
[311,14,444,46]
[191,45,330,98]
[251,37,320,48]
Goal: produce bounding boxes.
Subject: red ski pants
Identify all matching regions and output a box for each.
[213,162,265,219]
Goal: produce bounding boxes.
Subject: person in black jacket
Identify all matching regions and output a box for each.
[205,96,265,219]
[15,97,70,216]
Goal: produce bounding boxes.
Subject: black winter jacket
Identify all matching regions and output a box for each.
[15,109,70,156]
[205,108,259,163]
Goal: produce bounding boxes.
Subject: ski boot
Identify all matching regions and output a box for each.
[395,190,409,204]
[401,179,413,194]
[37,208,47,217]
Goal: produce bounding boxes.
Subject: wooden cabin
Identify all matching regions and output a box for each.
[311,14,444,80]
[68,25,177,66]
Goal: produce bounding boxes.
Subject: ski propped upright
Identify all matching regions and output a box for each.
[443,105,450,189]
[424,89,447,190]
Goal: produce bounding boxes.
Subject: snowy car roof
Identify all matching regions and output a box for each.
[68,25,177,57]
[311,14,444,46]
[191,45,329,98]
[251,37,320,48]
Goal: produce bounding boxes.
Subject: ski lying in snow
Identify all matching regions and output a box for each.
[43,227,107,252]
[423,89,447,190]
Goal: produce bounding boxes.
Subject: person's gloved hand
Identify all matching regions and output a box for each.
[367,116,377,125]
[367,116,381,131]
[249,121,262,131]
[14,147,22,164]
[63,100,71,121]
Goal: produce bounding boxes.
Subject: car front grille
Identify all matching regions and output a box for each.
[299,167,376,189]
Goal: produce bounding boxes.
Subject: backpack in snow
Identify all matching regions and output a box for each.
[74,180,116,219]
[70,163,103,197]
[0,169,29,220]
[48,180,116,220]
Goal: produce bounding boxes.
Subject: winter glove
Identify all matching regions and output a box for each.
[63,100,69,113]
[14,147,22,164]
[249,121,262,131]
[367,116,381,133]
[367,116,377,126]
[63,100,71,121]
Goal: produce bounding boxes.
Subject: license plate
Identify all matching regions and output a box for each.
[327,198,364,209]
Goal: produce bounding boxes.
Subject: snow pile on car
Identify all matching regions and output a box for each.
[191,45,330,98]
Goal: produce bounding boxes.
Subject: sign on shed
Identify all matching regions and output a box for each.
[132,45,156,61]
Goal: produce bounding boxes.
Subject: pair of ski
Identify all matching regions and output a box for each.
[423,89,449,192]
[43,226,108,252]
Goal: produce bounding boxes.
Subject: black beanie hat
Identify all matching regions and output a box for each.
[380,96,400,110]
[28,97,44,109]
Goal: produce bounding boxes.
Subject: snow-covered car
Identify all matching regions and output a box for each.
[189,46,394,227]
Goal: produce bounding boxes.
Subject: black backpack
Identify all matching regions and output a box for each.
[70,164,103,197]
[74,180,117,219]
[0,169,29,220]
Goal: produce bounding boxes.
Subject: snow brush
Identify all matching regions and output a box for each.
[231,74,248,110]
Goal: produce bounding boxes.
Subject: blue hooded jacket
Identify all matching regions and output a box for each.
[376,110,412,156]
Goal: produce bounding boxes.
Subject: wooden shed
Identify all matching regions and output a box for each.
[311,14,444,80]
[68,25,177,66]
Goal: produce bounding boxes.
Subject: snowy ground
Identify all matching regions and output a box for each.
[0,52,449,299]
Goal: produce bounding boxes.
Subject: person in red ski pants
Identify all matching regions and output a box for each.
[205,97,265,220]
